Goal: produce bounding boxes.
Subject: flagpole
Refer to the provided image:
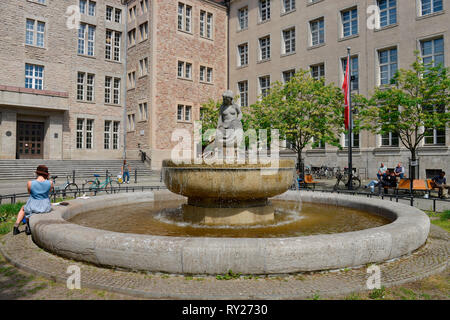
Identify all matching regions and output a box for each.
[347,47,353,190]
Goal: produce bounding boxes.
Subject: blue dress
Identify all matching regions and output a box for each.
[24,180,52,218]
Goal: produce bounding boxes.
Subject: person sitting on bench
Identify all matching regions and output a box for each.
[379,171,397,194]
[432,171,449,199]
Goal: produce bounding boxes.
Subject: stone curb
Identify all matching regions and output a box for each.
[0,225,448,299]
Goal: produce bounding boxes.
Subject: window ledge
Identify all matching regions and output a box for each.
[418,145,448,152]
[257,58,271,64]
[105,59,122,64]
[138,74,148,79]
[307,43,326,50]
[236,65,248,70]
[177,77,193,82]
[127,87,136,91]
[199,81,214,85]
[139,38,149,44]
[177,120,193,124]
[77,54,96,59]
[257,19,271,25]
[373,147,401,154]
[281,51,296,58]
[338,34,359,42]
[280,9,296,17]
[237,27,248,33]
[76,100,96,104]
[416,10,445,21]
[177,29,194,36]
[374,23,398,32]
[25,44,47,50]
[127,44,136,49]
[307,0,325,7]
[200,36,214,41]
[27,0,47,6]
[104,103,121,107]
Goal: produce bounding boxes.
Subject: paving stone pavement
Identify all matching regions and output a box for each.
[0,225,448,299]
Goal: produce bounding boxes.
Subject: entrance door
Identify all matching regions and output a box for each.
[16,121,44,159]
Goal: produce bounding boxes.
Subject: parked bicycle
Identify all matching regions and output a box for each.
[84,173,121,195]
[333,168,361,190]
[51,175,79,199]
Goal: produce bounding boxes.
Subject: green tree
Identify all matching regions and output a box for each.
[356,53,449,178]
[199,98,220,147]
[246,70,345,172]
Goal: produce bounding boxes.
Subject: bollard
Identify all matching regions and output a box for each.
[134,169,137,184]
[73,170,76,184]
[433,199,436,212]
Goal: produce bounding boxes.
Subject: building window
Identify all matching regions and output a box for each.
[282,28,295,54]
[139,57,148,76]
[310,18,324,46]
[26,19,45,47]
[139,102,148,121]
[78,24,95,56]
[25,64,43,90]
[381,132,399,147]
[177,61,192,79]
[259,75,270,98]
[140,0,148,14]
[344,133,360,148]
[206,67,213,83]
[104,121,120,149]
[139,22,148,41]
[129,6,136,20]
[312,137,325,149]
[76,118,94,149]
[113,121,119,149]
[238,43,248,66]
[341,7,358,38]
[282,69,295,83]
[105,76,120,104]
[342,56,359,91]
[283,0,295,13]
[127,71,136,89]
[200,66,206,82]
[200,11,213,39]
[177,105,192,122]
[420,0,443,16]
[424,105,446,145]
[259,0,271,22]
[238,6,248,30]
[128,29,136,46]
[421,37,444,68]
[178,3,192,33]
[105,30,121,62]
[259,36,271,61]
[76,119,84,149]
[199,66,212,83]
[238,81,248,107]
[104,121,111,149]
[127,114,136,131]
[311,64,325,80]
[106,6,122,23]
[77,72,95,101]
[80,0,95,16]
[378,48,398,85]
[377,0,397,28]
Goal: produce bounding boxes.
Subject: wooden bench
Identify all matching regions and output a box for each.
[396,179,429,194]
[300,174,318,190]
[426,179,443,197]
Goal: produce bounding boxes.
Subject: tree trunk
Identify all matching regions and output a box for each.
[297,149,304,179]
[410,149,417,180]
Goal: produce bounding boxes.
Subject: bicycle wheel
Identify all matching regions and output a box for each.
[84,181,97,196]
[109,180,121,193]
[351,177,361,190]
[64,183,79,199]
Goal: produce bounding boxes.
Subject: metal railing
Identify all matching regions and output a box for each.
[0,185,167,205]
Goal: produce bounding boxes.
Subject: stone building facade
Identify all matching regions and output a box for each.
[0,0,227,169]
[0,0,125,160]
[228,0,449,178]
[124,0,227,168]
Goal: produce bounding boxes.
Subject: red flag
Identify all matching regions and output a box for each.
[342,56,350,130]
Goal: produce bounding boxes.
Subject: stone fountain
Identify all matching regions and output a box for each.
[162,90,295,225]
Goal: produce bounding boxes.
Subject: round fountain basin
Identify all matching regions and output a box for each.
[162,159,295,201]
[30,190,430,275]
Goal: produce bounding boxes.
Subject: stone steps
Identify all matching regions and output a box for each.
[0,160,153,180]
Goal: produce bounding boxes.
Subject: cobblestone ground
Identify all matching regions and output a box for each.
[0,225,448,300]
